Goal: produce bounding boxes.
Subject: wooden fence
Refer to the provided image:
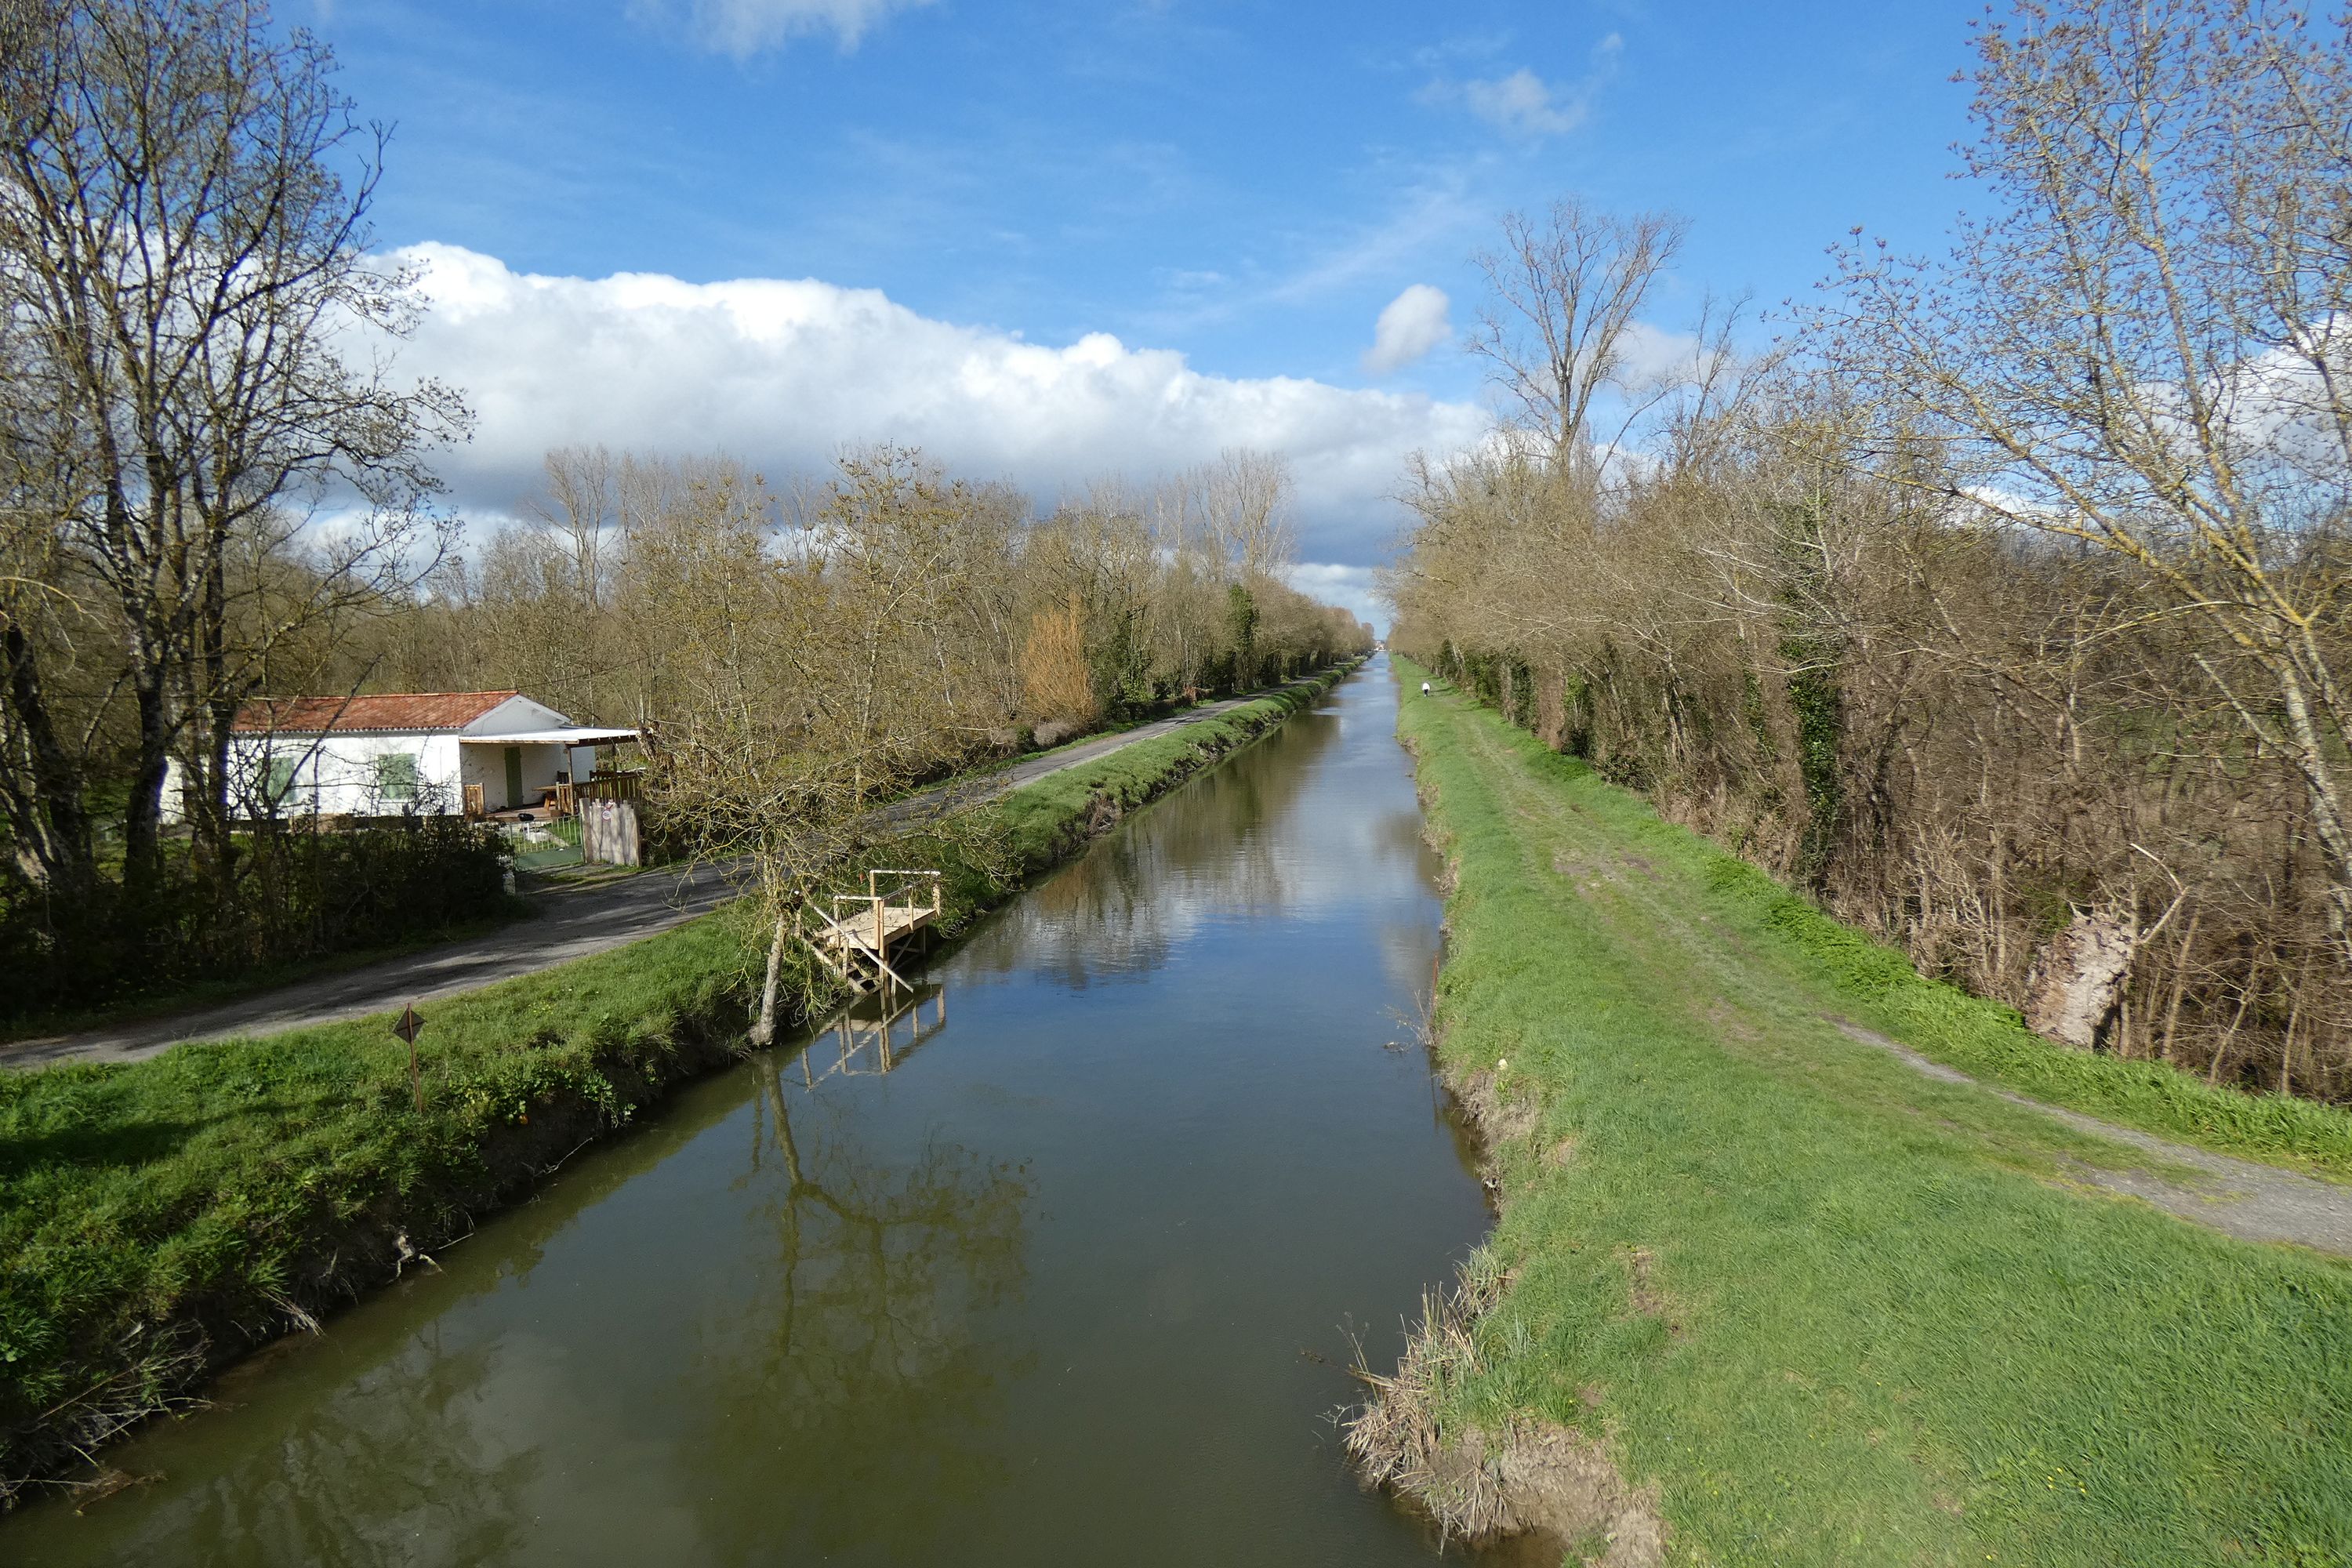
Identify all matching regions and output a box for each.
[580,798,642,866]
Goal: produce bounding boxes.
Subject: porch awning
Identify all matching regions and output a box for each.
[459,727,641,746]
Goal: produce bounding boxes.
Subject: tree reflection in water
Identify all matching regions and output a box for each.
[679,1044,1034,1563]
[96,1332,543,1566]
[962,706,1342,989]
[1374,804,1448,1003]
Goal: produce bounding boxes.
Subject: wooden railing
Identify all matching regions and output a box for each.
[865,867,944,910]
[575,770,644,804]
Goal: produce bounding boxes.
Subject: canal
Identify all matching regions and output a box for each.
[10,658,1495,1566]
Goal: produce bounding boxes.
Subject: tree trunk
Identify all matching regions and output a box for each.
[122,659,173,901]
[2024,906,2138,1049]
[751,913,792,1047]
[0,621,96,894]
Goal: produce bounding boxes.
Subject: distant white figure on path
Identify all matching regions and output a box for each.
[1421,681,1432,695]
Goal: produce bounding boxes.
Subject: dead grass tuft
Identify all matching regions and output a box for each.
[1627,1247,1664,1316]
[1345,1259,1667,1564]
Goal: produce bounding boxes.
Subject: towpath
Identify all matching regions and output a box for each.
[1431,684,2352,1260]
[1826,1016,2352,1254]
[3,694,1263,1070]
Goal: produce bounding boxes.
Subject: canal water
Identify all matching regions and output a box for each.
[10,658,1495,1567]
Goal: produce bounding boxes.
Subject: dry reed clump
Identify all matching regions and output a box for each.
[9,1324,208,1508]
[1345,1260,1666,1566]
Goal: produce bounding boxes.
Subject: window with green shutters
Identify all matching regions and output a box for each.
[263,755,299,810]
[376,752,419,802]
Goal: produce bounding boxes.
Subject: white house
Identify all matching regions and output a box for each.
[164,690,640,822]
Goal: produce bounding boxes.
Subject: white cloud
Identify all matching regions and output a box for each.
[1615,319,1707,384]
[390,245,1488,566]
[630,0,931,56]
[1464,68,1587,137]
[1429,34,1623,141]
[1362,284,1453,375]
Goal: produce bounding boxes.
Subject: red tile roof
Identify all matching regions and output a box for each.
[233,691,524,735]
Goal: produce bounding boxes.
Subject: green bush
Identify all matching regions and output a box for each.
[0,818,510,1022]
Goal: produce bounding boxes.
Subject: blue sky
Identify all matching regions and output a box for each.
[310,0,1984,619]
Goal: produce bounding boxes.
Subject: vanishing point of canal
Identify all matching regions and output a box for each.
[9,659,1497,1567]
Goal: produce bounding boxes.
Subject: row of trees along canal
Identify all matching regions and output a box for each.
[0,0,1371,1022]
[1385,0,2352,1104]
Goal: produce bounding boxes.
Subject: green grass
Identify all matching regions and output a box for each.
[1392,662,2352,1566]
[0,665,1349,1498]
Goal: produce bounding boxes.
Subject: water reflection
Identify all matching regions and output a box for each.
[128,1336,543,1567]
[1375,808,1449,1007]
[800,984,950,1083]
[962,707,1342,988]
[677,1048,1033,1563]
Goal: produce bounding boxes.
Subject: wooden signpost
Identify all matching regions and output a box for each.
[394,1004,427,1114]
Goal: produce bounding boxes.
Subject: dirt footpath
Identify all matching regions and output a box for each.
[1830,1018,2352,1257]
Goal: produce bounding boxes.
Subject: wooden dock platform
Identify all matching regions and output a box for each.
[801,869,943,993]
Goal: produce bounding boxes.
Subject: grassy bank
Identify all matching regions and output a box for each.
[1365,665,2352,1566]
[0,663,1352,1504]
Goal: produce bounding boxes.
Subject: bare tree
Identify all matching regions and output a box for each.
[1823,0,2352,955]
[1468,198,1690,474]
[0,0,465,895]
[1196,448,1298,584]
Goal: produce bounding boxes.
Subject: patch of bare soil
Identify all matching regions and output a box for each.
[1457,1069,1543,1152]
[1551,850,1609,898]
[1626,1247,1664,1316]
[1702,998,1761,1044]
[1423,823,1459,895]
[1454,1067,1542,1204]
[1624,1247,1686,1339]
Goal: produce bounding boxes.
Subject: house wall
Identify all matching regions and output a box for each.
[155,694,612,822]
[463,695,571,737]
[162,733,470,821]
